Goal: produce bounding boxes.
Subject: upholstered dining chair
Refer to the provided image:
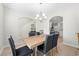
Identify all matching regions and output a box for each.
[36,32,40,35]
[8,35,33,56]
[37,33,59,56]
[37,35,53,56]
[52,33,59,53]
[29,31,36,36]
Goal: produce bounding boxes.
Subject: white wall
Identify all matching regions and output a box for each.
[4,8,19,47]
[0,4,4,48]
[18,17,35,38]
[4,8,35,47]
[0,4,4,54]
[49,4,79,48]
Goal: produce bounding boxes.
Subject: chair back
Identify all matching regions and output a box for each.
[29,31,36,36]
[44,35,53,54]
[8,35,16,56]
[36,32,40,35]
[52,33,59,48]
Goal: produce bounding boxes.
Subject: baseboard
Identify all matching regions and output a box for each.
[63,41,79,48]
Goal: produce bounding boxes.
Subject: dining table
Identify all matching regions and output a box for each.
[23,35,46,56]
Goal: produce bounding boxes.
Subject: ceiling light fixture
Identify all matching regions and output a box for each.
[35,3,47,21]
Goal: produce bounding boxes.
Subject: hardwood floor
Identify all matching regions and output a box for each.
[0,37,79,56]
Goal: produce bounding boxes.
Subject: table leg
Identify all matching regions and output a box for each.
[35,47,37,56]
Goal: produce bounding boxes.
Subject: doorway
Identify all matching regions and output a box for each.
[49,16,63,37]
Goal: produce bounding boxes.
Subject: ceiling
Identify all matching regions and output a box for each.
[3,3,56,17]
[3,3,79,19]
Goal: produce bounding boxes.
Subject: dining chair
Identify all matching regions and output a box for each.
[37,35,53,56]
[37,32,59,56]
[36,32,40,35]
[52,33,59,47]
[52,33,59,53]
[8,35,33,56]
[29,31,36,36]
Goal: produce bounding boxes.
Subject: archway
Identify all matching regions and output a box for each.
[49,16,63,37]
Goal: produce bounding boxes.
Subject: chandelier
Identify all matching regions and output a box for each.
[35,3,47,21]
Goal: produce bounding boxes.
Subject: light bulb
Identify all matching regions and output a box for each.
[42,13,45,16]
[36,14,39,17]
